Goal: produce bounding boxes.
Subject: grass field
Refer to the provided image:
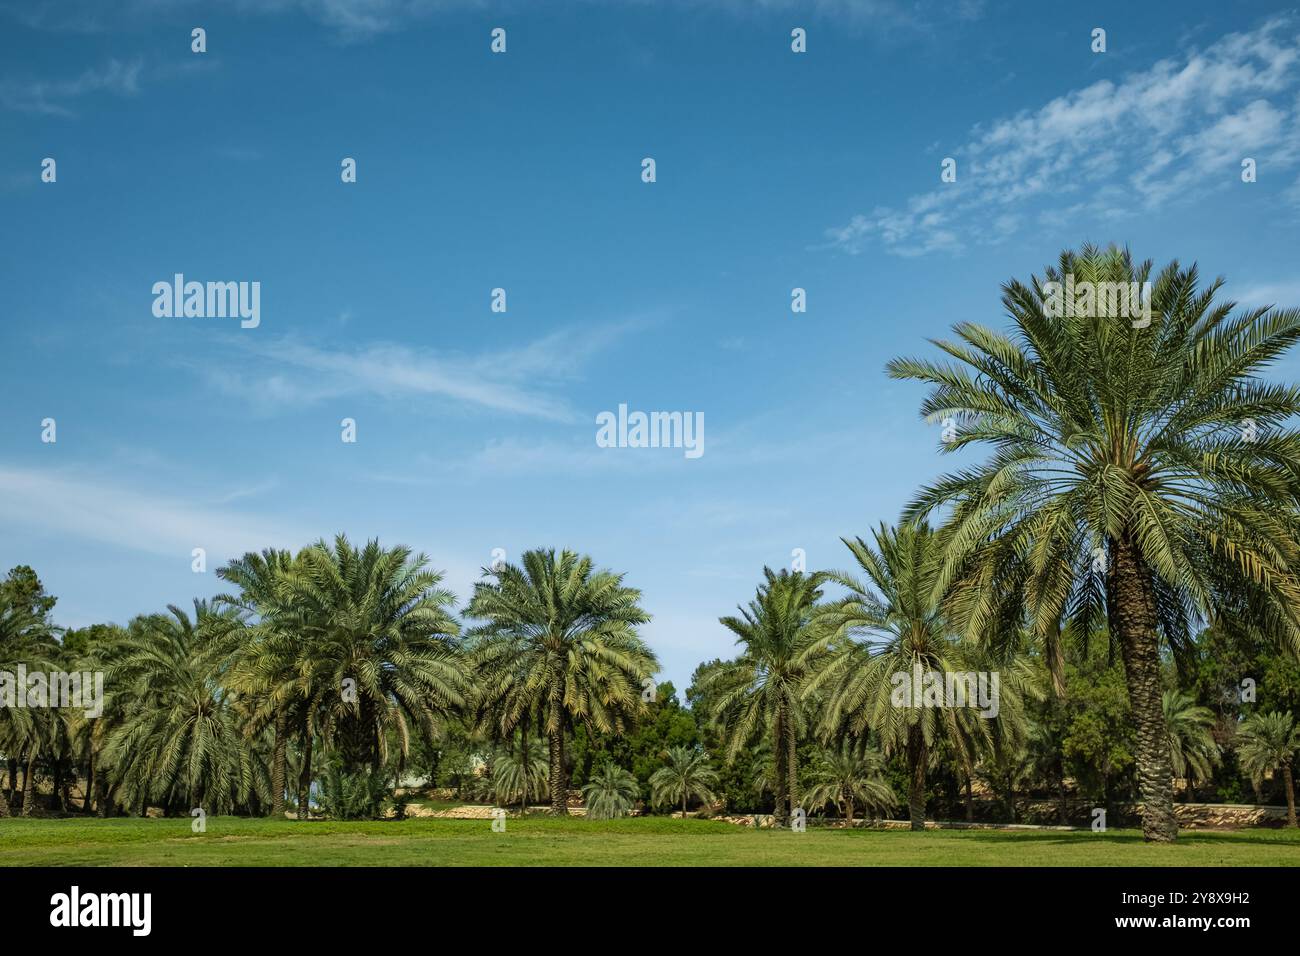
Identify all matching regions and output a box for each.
[3,816,1299,866]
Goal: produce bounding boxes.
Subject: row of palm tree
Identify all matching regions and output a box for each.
[5,245,1300,843]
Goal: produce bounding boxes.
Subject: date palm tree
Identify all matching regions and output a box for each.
[491,735,549,815]
[279,536,470,781]
[102,601,265,815]
[813,522,1026,830]
[0,605,58,817]
[802,739,897,825]
[649,745,719,817]
[888,244,1300,841]
[1163,690,1220,802]
[581,762,639,820]
[465,548,656,815]
[1236,711,1299,827]
[698,569,832,827]
[214,548,301,818]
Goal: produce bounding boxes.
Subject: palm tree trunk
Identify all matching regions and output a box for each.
[906,724,926,831]
[1057,766,1068,825]
[270,710,287,818]
[84,749,96,815]
[964,775,974,821]
[785,701,798,819]
[1108,535,1178,843]
[0,781,9,817]
[548,671,568,816]
[682,793,687,818]
[1283,764,1297,828]
[6,757,16,801]
[772,709,789,827]
[845,796,855,827]
[297,721,313,820]
[21,747,38,816]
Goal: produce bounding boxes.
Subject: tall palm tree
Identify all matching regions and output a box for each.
[698,568,831,827]
[1163,690,1220,802]
[888,244,1300,841]
[102,602,265,815]
[649,745,719,817]
[1236,711,1299,827]
[214,548,301,818]
[280,536,470,780]
[581,762,638,820]
[802,739,897,825]
[465,548,656,815]
[813,522,1025,830]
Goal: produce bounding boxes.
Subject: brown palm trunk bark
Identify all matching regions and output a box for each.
[0,781,9,817]
[1108,535,1178,842]
[21,748,38,816]
[785,699,798,820]
[906,724,926,831]
[1283,764,1297,828]
[772,709,789,827]
[297,720,313,820]
[964,776,974,821]
[270,711,287,818]
[548,668,568,816]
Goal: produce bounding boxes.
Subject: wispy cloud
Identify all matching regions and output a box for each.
[0,57,142,116]
[823,17,1300,257]
[0,464,310,560]
[195,319,646,423]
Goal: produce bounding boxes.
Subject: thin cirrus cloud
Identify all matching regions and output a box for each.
[194,318,647,423]
[0,57,142,116]
[0,464,311,561]
[823,17,1300,258]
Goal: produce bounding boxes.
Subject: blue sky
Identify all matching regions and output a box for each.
[3,0,1300,690]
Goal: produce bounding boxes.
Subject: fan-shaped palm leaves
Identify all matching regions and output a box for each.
[649,745,719,817]
[1236,711,1299,827]
[465,548,656,815]
[581,762,639,820]
[888,245,1300,841]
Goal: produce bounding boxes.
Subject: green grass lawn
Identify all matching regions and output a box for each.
[3,816,1299,866]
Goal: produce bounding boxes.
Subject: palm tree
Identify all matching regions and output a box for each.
[214,548,301,819]
[802,740,897,825]
[280,536,470,781]
[1163,690,1220,802]
[697,569,831,827]
[102,602,265,815]
[581,762,639,820]
[465,548,656,815]
[1236,711,1299,827]
[491,735,549,815]
[888,244,1300,841]
[649,745,719,818]
[0,605,58,817]
[813,522,1023,830]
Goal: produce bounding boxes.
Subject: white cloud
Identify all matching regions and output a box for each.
[0,57,142,116]
[824,17,1300,257]
[0,465,311,561]
[196,320,645,423]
